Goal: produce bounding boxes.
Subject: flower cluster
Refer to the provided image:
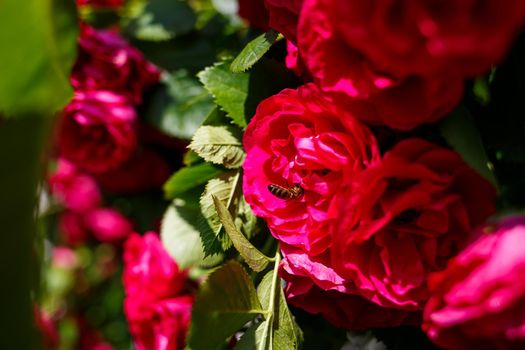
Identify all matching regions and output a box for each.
[57,24,169,191]
[49,158,133,245]
[239,0,525,338]
[240,0,525,130]
[43,18,187,350]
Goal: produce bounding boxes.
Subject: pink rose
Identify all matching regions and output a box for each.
[85,208,133,243]
[123,233,193,350]
[243,84,379,255]
[49,159,101,212]
[58,90,138,174]
[52,247,79,270]
[264,0,303,43]
[331,139,496,310]
[313,0,525,78]
[298,0,465,130]
[423,216,525,350]
[72,25,160,105]
[280,244,420,330]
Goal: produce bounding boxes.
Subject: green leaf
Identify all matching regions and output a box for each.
[212,195,271,272]
[440,106,498,188]
[142,70,214,139]
[163,163,225,199]
[198,62,249,128]
[200,173,239,252]
[235,253,302,350]
[198,59,298,128]
[235,195,259,241]
[256,265,302,350]
[161,199,223,269]
[183,150,203,166]
[0,0,78,116]
[188,261,264,350]
[231,30,280,73]
[189,125,245,168]
[127,0,196,41]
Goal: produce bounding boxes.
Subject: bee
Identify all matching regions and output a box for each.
[267,183,304,200]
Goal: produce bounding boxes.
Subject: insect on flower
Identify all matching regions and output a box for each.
[267,184,304,200]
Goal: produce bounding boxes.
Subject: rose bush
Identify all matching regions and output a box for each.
[423,216,525,350]
[331,139,496,310]
[243,83,380,255]
[123,233,193,350]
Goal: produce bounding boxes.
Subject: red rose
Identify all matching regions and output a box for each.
[94,149,171,194]
[85,208,133,243]
[280,244,420,330]
[423,216,525,350]
[238,0,269,30]
[317,0,525,78]
[298,0,465,130]
[264,0,303,43]
[58,91,138,174]
[331,139,496,310]
[123,233,193,350]
[72,25,160,105]
[243,84,379,255]
[49,159,102,212]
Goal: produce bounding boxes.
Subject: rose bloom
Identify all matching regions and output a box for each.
[123,233,193,350]
[280,244,420,330]
[85,208,134,243]
[72,25,160,105]
[423,216,525,350]
[264,0,303,43]
[298,0,465,130]
[49,159,102,212]
[331,139,496,311]
[314,0,525,78]
[243,83,380,255]
[58,90,138,174]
